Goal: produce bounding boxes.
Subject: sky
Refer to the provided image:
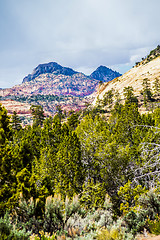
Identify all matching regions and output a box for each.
[0,0,160,88]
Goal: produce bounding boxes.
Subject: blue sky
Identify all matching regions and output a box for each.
[0,0,160,88]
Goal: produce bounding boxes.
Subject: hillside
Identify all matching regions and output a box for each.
[93,56,160,111]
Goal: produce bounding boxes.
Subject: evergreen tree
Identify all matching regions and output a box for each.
[123,86,138,104]
[141,78,152,105]
[56,105,63,122]
[0,144,17,215]
[76,114,109,183]
[102,89,114,108]
[0,104,11,145]
[30,105,45,127]
[11,111,22,131]
[153,77,160,96]
[67,111,80,130]
[55,130,84,196]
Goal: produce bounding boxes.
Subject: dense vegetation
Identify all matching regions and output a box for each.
[0,88,160,239]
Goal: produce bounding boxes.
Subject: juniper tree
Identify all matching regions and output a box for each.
[30,105,45,127]
[11,111,22,131]
[153,78,160,96]
[141,78,152,105]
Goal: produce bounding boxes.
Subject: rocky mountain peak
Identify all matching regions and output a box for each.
[90,65,121,82]
[23,62,78,83]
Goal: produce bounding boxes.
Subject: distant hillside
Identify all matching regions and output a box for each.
[90,65,121,82]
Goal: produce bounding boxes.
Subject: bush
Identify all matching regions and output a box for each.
[123,189,160,234]
[147,215,160,235]
[0,212,31,240]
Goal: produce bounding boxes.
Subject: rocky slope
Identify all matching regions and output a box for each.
[93,56,160,107]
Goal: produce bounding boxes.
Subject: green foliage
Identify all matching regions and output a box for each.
[30,231,56,239]
[44,194,82,234]
[76,114,109,182]
[1,96,160,238]
[123,86,138,104]
[153,107,160,126]
[0,144,17,215]
[55,105,63,122]
[153,78,160,95]
[80,180,106,209]
[124,210,146,235]
[0,212,31,240]
[0,103,11,145]
[55,130,84,196]
[30,105,45,127]
[102,89,114,108]
[123,189,160,234]
[11,111,22,131]
[96,228,121,240]
[118,181,146,214]
[141,78,153,105]
[16,168,36,200]
[147,215,160,235]
[67,111,80,130]
[137,189,160,219]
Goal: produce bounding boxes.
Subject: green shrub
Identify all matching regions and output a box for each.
[123,189,160,234]
[0,212,31,240]
[30,231,56,239]
[96,223,134,240]
[147,215,160,235]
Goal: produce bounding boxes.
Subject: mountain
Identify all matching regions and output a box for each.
[23,62,78,83]
[90,65,121,82]
[0,62,120,98]
[0,62,121,124]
